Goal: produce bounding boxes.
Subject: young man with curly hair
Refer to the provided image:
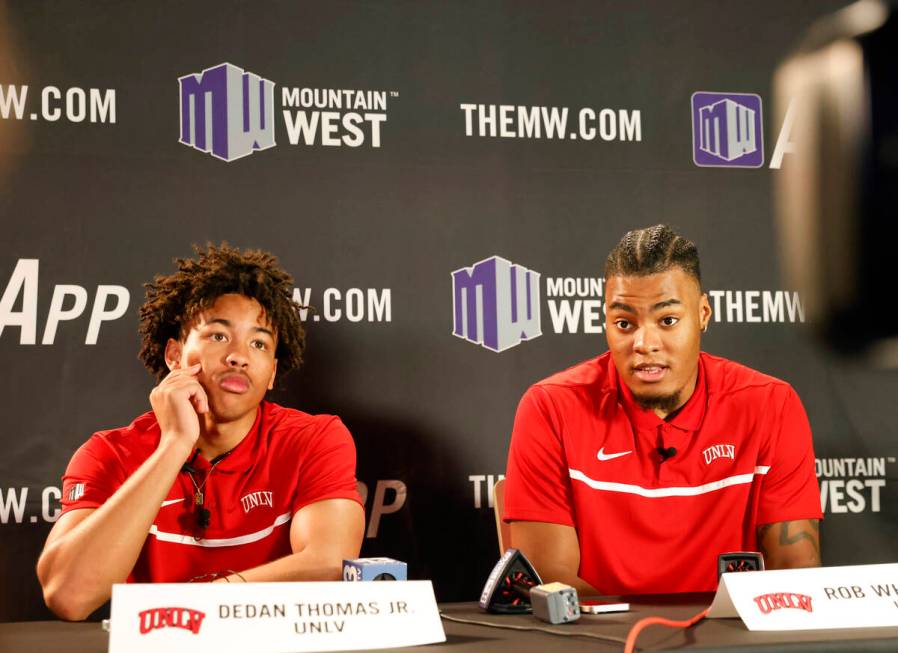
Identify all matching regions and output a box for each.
[504,225,822,595]
[37,245,364,620]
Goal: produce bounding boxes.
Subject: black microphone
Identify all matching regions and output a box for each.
[657,446,677,463]
[196,507,211,529]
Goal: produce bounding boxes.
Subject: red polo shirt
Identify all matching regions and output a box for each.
[61,401,361,582]
[504,352,822,594]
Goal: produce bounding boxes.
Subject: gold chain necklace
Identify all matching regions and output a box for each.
[184,456,226,506]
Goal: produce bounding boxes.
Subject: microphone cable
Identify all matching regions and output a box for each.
[441,603,711,650]
[623,605,710,653]
[438,612,628,646]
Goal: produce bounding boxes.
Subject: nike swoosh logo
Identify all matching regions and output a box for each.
[597,447,632,462]
[160,498,185,508]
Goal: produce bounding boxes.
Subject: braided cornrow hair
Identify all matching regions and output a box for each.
[604,224,701,286]
[138,243,305,381]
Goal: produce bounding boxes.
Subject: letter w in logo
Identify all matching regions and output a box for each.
[452,256,541,352]
[178,62,276,162]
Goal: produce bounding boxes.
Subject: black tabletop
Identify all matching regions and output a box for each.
[2,598,897,653]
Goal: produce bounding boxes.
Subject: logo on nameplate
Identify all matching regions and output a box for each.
[753,592,814,615]
[703,444,736,465]
[138,606,206,635]
[691,92,764,168]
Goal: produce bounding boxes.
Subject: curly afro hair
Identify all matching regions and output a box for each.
[138,244,305,381]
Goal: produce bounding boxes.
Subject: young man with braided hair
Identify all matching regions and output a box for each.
[504,225,822,595]
[38,245,364,620]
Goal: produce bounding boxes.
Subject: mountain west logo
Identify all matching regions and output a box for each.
[179,62,276,162]
[178,63,393,162]
[450,254,808,353]
[451,256,541,352]
[691,92,763,168]
[139,607,206,635]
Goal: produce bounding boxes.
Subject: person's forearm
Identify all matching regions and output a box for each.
[216,500,365,584]
[37,439,189,620]
[216,547,347,584]
[758,519,821,570]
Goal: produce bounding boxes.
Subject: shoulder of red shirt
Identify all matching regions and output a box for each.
[699,352,796,401]
[531,351,798,401]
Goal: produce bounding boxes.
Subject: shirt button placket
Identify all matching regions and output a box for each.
[658,424,673,482]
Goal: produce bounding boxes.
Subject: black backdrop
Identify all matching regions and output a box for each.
[1,0,896,622]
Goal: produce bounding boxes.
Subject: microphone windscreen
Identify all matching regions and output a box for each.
[342,558,408,581]
[530,582,580,624]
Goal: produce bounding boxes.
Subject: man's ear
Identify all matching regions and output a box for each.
[164,339,183,371]
[699,293,712,332]
[267,359,278,391]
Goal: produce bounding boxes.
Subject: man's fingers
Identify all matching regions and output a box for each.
[161,376,209,413]
[159,374,203,390]
[162,363,201,382]
[190,385,209,414]
[152,366,208,414]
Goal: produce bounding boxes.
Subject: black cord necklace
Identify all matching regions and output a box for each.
[181,449,232,533]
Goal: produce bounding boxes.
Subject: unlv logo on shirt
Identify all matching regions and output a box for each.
[67,483,85,501]
[702,444,735,465]
[753,592,814,614]
[138,607,206,635]
[240,490,274,513]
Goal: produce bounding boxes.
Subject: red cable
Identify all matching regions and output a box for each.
[623,607,710,653]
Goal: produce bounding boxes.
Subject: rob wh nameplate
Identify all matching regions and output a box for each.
[108,581,445,653]
[708,563,898,631]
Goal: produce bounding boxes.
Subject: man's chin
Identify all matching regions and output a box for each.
[632,390,681,413]
[206,397,259,424]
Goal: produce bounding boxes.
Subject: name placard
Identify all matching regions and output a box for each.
[108,580,445,653]
[707,563,898,631]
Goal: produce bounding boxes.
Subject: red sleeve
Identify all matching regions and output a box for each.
[291,417,362,514]
[756,386,823,525]
[503,385,575,526]
[60,434,126,514]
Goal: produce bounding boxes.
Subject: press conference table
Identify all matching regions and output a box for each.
[2,598,897,653]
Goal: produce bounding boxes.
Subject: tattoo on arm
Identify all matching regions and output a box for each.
[757,519,820,564]
[757,523,774,560]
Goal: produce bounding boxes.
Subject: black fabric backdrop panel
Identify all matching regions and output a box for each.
[1,0,895,622]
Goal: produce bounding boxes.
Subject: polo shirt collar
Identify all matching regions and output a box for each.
[187,404,263,474]
[612,354,708,432]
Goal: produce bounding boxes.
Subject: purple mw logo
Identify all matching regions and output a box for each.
[691,92,763,168]
[178,63,276,162]
[452,256,541,352]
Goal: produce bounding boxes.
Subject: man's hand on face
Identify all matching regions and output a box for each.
[149,362,208,454]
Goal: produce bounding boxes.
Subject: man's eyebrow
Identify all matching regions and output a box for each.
[652,298,682,310]
[206,318,275,338]
[606,299,682,313]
